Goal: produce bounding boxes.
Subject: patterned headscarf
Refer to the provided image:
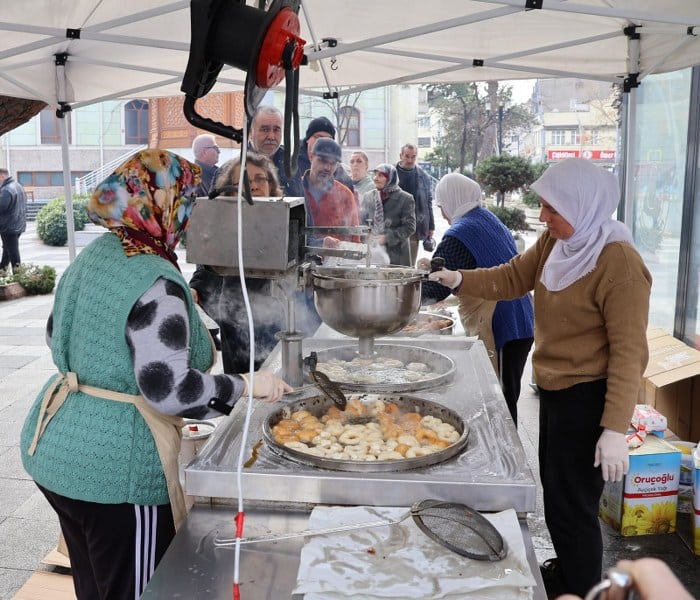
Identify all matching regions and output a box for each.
[373,163,400,199]
[88,149,201,269]
[435,173,483,222]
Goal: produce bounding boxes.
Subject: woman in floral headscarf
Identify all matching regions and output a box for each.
[20,150,291,600]
[360,163,416,266]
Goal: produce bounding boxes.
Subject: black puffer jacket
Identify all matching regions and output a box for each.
[0,177,27,235]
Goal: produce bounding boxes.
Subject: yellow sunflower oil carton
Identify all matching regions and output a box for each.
[599,434,681,536]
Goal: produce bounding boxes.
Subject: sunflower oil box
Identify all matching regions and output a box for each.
[637,331,700,441]
[599,434,681,536]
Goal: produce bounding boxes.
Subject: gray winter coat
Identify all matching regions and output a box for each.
[0,177,27,235]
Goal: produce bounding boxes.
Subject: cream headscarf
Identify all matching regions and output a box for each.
[435,173,483,221]
[531,158,634,291]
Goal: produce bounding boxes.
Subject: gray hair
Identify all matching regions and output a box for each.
[192,134,216,159]
[251,105,283,127]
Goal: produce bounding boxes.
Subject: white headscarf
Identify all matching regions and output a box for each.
[435,173,483,221]
[531,158,634,291]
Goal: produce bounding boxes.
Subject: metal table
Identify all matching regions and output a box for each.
[144,331,545,598]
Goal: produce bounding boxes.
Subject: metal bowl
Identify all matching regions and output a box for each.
[263,393,469,472]
[312,265,423,338]
[393,311,456,337]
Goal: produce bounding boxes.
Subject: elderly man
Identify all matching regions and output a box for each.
[396,143,435,264]
[249,105,303,196]
[192,133,220,196]
[302,138,359,247]
[0,168,27,272]
[349,150,375,196]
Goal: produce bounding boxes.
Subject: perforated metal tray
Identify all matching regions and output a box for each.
[263,393,469,472]
[311,343,455,393]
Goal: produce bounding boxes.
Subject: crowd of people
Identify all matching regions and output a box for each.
[13,104,691,600]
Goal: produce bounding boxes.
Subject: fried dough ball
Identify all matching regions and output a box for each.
[383,402,401,416]
[275,433,300,444]
[291,410,313,422]
[367,399,386,416]
[284,441,309,451]
[381,423,402,440]
[346,398,367,417]
[297,428,321,443]
[405,362,429,372]
[416,427,439,444]
[406,446,438,458]
[395,443,411,457]
[397,434,420,448]
[377,450,404,461]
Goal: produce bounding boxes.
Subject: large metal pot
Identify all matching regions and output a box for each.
[312,265,423,340]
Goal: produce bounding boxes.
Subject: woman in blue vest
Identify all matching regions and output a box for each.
[20,150,291,600]
[420,173,534,424]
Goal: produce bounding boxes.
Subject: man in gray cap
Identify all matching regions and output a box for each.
[302,138,359,248]
[298,116,355,192]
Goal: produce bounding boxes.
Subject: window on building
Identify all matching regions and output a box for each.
[417,136,432,148]
[40,108,71,144]
[17,171,89,187]
[569,129,581,145]
[550,129,566,144]
[125,99,149,145]
[418,116,431,128]
[338,106,360,147]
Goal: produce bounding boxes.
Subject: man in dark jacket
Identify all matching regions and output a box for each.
[0,168,27,271]
[249,105,304,196]
[192,134,220,196]
[396,143,435,265]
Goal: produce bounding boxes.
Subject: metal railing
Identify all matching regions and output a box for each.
[75,145,147,195]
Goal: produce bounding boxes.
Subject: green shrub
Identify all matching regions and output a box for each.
[522,189,541,208]
[13,263,56,294]
[488,204,530,231]
[0,267,16,286]
[36,196,90,246]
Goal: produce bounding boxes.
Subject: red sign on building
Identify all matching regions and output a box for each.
[547,149,616,161]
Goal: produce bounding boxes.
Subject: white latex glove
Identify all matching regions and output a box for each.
[428,268,463,290]
[594,428,629,482]
[241,370,293,403]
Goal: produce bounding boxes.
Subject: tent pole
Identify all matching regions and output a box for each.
[59,111,76,262]
[55,55,76,261]
[621,30,641,229]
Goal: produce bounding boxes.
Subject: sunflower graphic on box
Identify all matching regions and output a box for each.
[621,500,676,535]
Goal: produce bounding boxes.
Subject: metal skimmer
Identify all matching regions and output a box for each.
[213,499,507,562]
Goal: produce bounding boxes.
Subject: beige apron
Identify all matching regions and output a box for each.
[457,294,498,374]
[28,371,188,531]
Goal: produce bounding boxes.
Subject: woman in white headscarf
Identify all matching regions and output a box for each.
[420,173,534,424]
[425,159,651,598]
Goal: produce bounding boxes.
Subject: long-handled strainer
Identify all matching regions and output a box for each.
[212,499,507,561]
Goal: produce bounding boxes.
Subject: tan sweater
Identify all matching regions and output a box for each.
[457,230,651,432]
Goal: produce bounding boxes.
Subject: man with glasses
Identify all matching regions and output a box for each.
[249,105,303,196]
[192,134,220,196]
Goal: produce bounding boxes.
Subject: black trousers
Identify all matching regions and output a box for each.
[538,379,607,597]
[38,485,175,600]
[0,232,21,270]
[497,337,534,424]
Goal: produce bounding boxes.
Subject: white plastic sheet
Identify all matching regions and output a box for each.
[294,506,535,599]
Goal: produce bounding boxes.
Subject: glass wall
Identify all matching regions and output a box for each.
[628,69,692,334]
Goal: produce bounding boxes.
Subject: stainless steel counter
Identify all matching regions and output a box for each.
[152,330,546,598]
[142,503,546,599]
[185,334,537,514]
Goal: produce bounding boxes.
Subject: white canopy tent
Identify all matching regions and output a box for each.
[0,0,699,256]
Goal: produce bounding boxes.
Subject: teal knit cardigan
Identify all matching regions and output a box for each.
[20,233,213,506]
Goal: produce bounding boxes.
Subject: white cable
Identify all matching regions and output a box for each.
[232,126,253,587]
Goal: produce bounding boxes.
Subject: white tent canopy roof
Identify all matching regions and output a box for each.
[0,1,699,109]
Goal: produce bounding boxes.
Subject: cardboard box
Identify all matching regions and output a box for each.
[638,332,700,442]
[599,434,681,536]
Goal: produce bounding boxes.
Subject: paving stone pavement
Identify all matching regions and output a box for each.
[1,224,699,599]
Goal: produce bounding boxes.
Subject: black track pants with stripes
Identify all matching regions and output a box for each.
[38,485,175,600]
